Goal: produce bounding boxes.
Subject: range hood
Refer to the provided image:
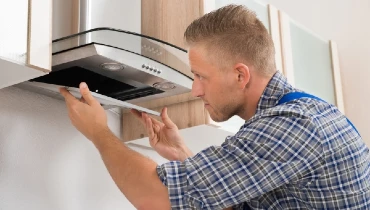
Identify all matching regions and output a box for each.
[16,1,193,116]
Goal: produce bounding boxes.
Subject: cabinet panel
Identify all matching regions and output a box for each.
[27,0,52,71]
[0,59,45,89]
[162,0,202,48]
[141,0,164,42]
[280,11,344,112]
[0,0,51,90]
[290,20,336,105]
[0,0,29,64]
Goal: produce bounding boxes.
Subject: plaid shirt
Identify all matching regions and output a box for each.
[156,71,370,209]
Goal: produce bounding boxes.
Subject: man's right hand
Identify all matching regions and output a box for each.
[131,107,193,161]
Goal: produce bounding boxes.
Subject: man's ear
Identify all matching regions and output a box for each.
[233,63,250,89]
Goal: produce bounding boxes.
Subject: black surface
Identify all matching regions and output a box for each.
[31,66,163,101]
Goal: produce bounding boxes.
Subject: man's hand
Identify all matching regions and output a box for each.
[131,108,193,161]
[59,82,109,142]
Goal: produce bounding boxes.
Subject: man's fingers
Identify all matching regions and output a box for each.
[131,109,147,126]
[79,82,97,106]
[145,114,156,140]
[131,109,164,127]
[59,87,79,105]
[149,118,160,147]
[152,122,161,133]
[161,107,176,129]
[131,109,143,119]
[149,115,163,127]
[80,97,87,104]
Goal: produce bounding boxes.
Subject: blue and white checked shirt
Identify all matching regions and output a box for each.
[156,71,370,209]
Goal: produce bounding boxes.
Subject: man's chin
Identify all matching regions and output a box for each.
[209,114,231,123]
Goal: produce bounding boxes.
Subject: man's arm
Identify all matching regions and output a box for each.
[60,84,170,210]
[93,129,171,210]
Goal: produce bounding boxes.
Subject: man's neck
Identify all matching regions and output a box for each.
[239,75,272,121]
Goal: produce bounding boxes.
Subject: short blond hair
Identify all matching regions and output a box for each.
[184,4,276,76]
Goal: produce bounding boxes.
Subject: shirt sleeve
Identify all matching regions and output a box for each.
[156,115,324,209]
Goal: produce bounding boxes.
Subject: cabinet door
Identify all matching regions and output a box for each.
[279,12,345,113]
[0,0,52,89]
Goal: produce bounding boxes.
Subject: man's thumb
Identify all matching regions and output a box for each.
[79,82,96,105]
[161,107,176,129]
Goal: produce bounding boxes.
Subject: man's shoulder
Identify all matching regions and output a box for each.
[235,97,336,139]
[255,95,340,123]
[248,99,317,126]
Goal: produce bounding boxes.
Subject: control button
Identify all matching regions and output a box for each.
[146,65,149,69]
[157,70,162,74]
[142,64,146,68]
[149,67,154,71]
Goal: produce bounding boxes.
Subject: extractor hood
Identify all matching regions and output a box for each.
[15,0,193,116]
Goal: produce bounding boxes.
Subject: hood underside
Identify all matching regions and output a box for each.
[16,28,193,115]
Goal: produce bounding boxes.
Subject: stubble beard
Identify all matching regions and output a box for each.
[209,100,239,123]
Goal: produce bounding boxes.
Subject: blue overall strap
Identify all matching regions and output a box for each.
[277,92,360,136]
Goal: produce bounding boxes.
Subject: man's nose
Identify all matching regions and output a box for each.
[191,80,203,97]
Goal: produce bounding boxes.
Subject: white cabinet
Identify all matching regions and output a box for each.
[279,11,345,113]
[0,0,52,89]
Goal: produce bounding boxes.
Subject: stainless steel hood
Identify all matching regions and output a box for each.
[16,0,193,116]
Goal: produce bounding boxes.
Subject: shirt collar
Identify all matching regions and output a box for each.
[255,71,295,114]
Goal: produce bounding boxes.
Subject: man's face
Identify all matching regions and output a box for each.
[189,46,241,122]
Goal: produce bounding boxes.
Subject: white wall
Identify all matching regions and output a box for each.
[0,87,138,210]
[0,87,232,210]
[261,0,370,144]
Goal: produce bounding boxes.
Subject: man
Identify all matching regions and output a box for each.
[59,4,370,210]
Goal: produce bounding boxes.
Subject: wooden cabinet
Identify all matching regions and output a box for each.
[142,0,203,49]
[0,0,52,90]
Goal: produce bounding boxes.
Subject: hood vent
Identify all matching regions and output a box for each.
[15,0,193,115]
[16,29,192,115]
